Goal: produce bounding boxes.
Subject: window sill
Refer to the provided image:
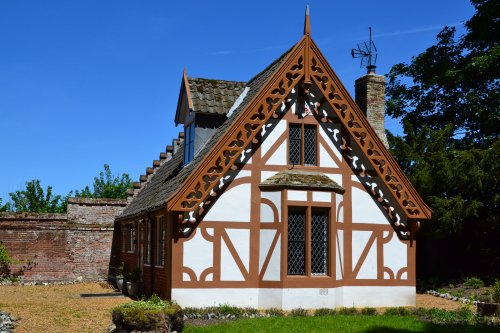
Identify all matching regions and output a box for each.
[286,274,331,279]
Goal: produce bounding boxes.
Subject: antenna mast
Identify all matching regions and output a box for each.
[351,27,378,74]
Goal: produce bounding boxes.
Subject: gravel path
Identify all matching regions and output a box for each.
[416,294,466,311]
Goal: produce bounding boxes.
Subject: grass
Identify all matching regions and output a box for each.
[0,282,129,333]
[184,315,500,333]
[0,283,498,332]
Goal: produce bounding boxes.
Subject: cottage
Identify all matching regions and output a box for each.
[112,9,431,309]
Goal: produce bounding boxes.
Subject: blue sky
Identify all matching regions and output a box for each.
[0,1,475,202]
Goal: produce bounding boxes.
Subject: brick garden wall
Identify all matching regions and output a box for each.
[0,198,127,282]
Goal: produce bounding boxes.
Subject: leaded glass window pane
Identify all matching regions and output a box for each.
[287,209,306,275]
[289,124,302,165]
[311,210,328,275]
[304,125,317,165]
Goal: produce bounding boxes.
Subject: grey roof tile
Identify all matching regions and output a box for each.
[259,170,345,193]
[188,78,246,115]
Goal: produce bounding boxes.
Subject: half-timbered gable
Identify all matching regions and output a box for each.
[113,8,430,309]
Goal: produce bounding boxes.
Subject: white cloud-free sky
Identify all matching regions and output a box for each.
[0,0,475,201]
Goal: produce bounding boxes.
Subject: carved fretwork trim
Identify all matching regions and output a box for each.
[308,40,431,221]
[168,38,308,234]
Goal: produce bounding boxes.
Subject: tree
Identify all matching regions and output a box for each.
[386,0,500,282]
[387,0,499,149]
[7,179,66,213]
[0,198,12,212]
[75,164,132,199]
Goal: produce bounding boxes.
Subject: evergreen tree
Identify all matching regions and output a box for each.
[386,0,499,282]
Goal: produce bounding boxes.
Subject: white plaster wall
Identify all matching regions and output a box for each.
[172,288,260,308]
[319,123,342,161]
[351,230,377,279]
[171,286,416,309]
[220,229,250,281]
[233,170,251,180]
[319,145,338,168]
[260,120,287,165]
[313,191,331,203]
[351,187,389,225]
[326,173,342,186]
[262,235,281,281]
[261,119,286,159]
[204,183,251,222]
[259,230,276,272]
[335,286,416,308]
[258,288,283,309]
[260,191,281,223]
[383,231,408,279]
[261,171,278,182]
[335,193,343,223]
[265,141,287,166]
[336,229,344,280]
[183,229,213,281]
[260,204,275,223]
[287,190,307,201]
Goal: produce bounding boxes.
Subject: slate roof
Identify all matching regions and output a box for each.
[259,170,345,194]
[118,46,293,220]
[187,78,246,114]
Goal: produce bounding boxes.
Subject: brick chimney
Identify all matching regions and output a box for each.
[354,72,389,148]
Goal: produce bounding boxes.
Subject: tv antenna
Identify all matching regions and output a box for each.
[351,27,378,74]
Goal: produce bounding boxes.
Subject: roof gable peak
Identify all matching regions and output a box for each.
[304,5,311,36]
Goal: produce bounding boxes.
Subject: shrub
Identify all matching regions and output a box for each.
[384,307,411,316]
[464,277,484,289]
[416,306,475,325]
[337,307,358,315]
[0,241,36,282]
[265,308,284,317]
[218,304,243,317]
[243,307,259,315]
[112,294,184,332]
[492,279,500,303]
[289,308,308,317]
[361,307,377,315]
[314,308,336,316]
[478,288,493,303]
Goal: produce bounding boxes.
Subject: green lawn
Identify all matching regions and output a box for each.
[184,315,500,333]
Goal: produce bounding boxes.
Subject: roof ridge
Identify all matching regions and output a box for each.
[187,77,246,84]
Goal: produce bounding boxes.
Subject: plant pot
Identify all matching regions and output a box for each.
[477,302,500,316]
[115,277,124,292]
[126,281,141,299]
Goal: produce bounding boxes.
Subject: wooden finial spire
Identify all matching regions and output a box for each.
[304,5,310,36]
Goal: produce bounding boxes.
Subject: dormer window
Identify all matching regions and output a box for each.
[184,122,195,165]
[289,123,317,166]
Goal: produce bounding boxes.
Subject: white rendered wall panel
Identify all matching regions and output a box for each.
[265,141,287,166]
[204,183,251,222]
[383,232,408,279]
[261,191,281,223]
[171,286,416,309]
[183,229,213,281]
[351,187,389,225]
[226,229,250,274]
[220,239,245,281]
[312,191,331,203]
[262,235,281,281]
[287,190,307,201]
[261,120,286,157]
